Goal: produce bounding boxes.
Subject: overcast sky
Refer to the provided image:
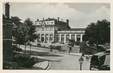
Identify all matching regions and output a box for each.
[5,3,110,28]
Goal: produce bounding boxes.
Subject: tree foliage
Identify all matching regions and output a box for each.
[83,19,110,45]
[11,16,26,45]
[24,18,37,43]
[80,19,110,55]
[12,17,37,45]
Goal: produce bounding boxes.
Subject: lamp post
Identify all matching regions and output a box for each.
[79,56,84,70]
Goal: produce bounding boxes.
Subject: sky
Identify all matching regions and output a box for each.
[4,3,110,28]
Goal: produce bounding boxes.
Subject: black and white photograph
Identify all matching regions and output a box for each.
[2,1,110,71]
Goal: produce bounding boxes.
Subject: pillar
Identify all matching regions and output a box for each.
[44,34,46,43]
[80,34,83,42]
[75,34,77,42]
[59,34,61,42]
[48,34,50,43]
[64,34,66,43]
[69,34,71,39]
[52,34,54,42]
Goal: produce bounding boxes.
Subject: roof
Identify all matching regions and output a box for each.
[34,25,54,27]
[37,18,66,23]
[70,28,85,31]
[44,18,57,21]
[59,28,85,31]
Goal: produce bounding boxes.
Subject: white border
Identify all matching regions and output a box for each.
[0,0,112,73]
[1,0,112,3]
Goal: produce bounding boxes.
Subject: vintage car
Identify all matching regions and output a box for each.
[90,49,110,70]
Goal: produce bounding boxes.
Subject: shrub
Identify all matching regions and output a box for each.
[80,41,97,55]
[3,61,18,69]
[14,54,36,68]
[55,46,62,51]
[75,41,81,45]
[49,45,62,51]
[97,45,106,52]
[12,45,22,52]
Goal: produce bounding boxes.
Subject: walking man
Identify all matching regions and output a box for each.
[49,42,53,52]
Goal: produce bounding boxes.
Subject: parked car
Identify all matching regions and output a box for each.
[90,49,110,70]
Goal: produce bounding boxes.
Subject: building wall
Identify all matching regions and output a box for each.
[3,20,13,62]
[3,3,13,63]
[35,20,56,43]
[35,18,85,44]
[57,30,84,43]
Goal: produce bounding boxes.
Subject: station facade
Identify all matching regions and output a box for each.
[34,18,85,44]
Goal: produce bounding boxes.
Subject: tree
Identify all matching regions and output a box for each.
[11,16,23,47]
[24,18,37,55]
[11,16,21,26]
[95,20,110,44]
[82,19,110,54]
[11,16,30,53]
[12,17,37,55]
[83,19,110,45]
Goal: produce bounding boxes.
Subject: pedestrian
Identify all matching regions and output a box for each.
[81,53,85,60]
[82,53,85,57]
[79,56,84,70]
[69,46,72,54]
[79,56,84,62]
[86,55,90,61]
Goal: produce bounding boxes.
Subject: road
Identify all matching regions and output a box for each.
[20,45,91,70]
[49,53,90,70]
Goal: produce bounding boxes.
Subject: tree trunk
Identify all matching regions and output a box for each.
[30,44,31,56]
[25,43,26,55]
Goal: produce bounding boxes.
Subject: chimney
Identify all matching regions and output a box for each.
[66,19,69,25]
[5,3,10,19]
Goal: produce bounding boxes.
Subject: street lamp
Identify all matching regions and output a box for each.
[79,56,84,70]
